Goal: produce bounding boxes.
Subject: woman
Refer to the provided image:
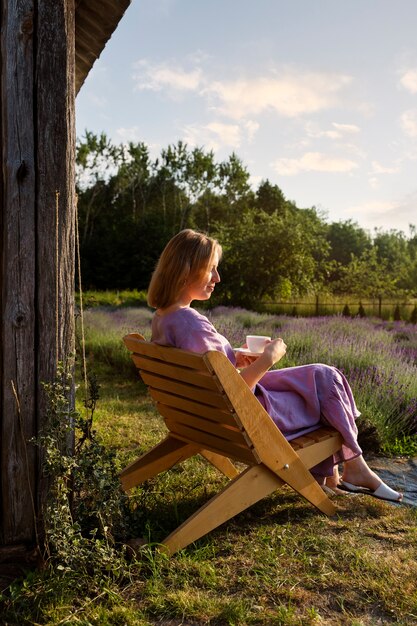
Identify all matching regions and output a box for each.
[148,229,402,502]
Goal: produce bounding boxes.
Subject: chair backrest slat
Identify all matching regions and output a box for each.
[142,372,228,408]
[158,404,250,446]
[132,354,219,390]
[150,389,238,428]
[164,418,257,465]
[125,336,205,369]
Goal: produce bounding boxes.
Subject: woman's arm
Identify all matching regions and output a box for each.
[238,338,287,389]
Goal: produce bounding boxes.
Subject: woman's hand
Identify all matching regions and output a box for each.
[262,338,287,367]
[235,352,258,368]
[238,337,287,390]
[235,346,258,368]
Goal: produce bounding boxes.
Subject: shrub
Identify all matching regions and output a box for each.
[32,364,133,587]
[357,302,366,318]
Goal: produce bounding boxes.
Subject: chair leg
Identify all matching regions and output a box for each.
[120,436,199,491]
[270,456,336,516]
[199,449,239,479]
[161,464,284,555]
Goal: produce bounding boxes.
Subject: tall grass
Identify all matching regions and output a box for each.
[79,305,417,454]
[78,307,153,377]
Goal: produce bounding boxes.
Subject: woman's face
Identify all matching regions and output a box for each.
[182,249,221,303]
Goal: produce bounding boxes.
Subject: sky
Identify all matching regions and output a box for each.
[76,0,417,235]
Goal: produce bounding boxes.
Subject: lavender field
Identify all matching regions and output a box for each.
[81,306,417,455]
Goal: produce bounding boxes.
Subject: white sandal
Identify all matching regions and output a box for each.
[339,480,403,503]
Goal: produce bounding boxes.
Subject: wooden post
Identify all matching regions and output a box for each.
[1,0,75,562]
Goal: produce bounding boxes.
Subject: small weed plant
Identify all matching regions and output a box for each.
[0,362,135,624]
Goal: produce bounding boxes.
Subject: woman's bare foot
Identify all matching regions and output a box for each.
[324,465,348,495]
[325,465,341,490]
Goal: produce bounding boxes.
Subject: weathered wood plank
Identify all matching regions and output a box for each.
[1,0,76,550]
[1,0,37,545]
[75,0,131,93]
[35,0,77,528]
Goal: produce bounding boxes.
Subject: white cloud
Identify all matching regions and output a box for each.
[115,126,142,143]
[182,119,260,152]
[399,69,417,94]
[204,72,352,120]
[245,120,260,142]
[183,122,242,151]
[133,59,202,93]
[349,199,397,217]
[305,121,360,140]
[305,122,340,139]
[356,102,376,118]
[249,174,263,189]
[132,60,353,121]
[401,109,417,137]
[348,191,417,231]
[370,160,400,175]
[331,122,360,134]
[206,122,241,146]
[272,151,359,176]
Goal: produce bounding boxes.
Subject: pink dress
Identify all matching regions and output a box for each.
[151,307,362,477]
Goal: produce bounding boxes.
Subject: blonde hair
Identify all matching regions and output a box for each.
[147,229,222,309]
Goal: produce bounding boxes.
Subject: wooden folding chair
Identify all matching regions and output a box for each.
[121,333,343,554]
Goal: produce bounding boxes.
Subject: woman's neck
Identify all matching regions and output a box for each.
[156,301,191,316]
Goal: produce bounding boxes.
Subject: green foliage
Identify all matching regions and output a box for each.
[410,305,417,324]
[385,434,417,456]
[76,132,417,302]
[327,219,371,266]
[213,208,328,308]
[76,289,148,309]
[32,363,131,585]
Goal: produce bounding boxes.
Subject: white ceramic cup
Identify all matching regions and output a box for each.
[246,335,271,353]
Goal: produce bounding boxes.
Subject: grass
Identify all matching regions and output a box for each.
[2,306,417,625]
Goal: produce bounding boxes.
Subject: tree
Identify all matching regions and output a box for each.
[76,131,124,244]
[255,180,288,217]
[373,228,414,292]
[114,141,152,221]
[327,219,371,266]
[214,210,323,308]
[337,247,400,313]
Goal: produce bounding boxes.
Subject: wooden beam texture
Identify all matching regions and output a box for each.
[0,0,76,549]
